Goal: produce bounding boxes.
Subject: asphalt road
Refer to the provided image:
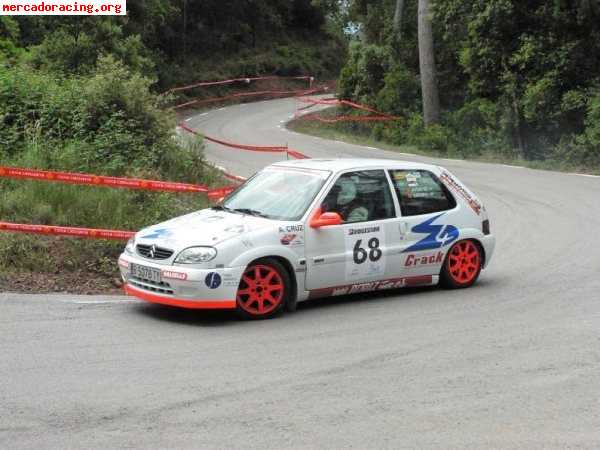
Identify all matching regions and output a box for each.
[2,97,600,449]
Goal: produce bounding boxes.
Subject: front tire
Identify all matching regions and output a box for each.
[440,240,482,289]
[235,258,290,319]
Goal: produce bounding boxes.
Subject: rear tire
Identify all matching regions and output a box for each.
[235,258,290,320]
[440,240,482,289]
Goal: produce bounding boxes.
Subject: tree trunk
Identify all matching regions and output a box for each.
[182,0,188,55]
[393,0,405,34]
[418,0,441,125]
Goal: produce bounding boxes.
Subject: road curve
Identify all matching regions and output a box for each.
[2,97,600,449]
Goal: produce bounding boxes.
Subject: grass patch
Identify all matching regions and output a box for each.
[0,139,226,294]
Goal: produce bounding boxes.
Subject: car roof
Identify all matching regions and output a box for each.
[271,157,442,174]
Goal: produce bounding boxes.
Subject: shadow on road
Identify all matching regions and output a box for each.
[296,285,439,313]
[130,277,498,326]
[131,303,240,326]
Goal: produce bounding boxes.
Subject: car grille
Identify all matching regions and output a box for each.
[129,276,174,295]
[136,244,174,260]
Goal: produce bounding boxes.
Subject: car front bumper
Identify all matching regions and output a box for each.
[118,253,243,309]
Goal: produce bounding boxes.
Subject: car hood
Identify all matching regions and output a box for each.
[134,209,272,251]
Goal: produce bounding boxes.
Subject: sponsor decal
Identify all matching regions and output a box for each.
[280,233,296,245]
[162,270,188,281]
[205,272,222,289]
[348,225,380,235]
[403,214,458,253]
[405,251,443,267]
[439,172,482,215]
[279,224,304,233]
[345,226,385,280]
[140,228,172,240]
[279,224,304,246]
[221,273,238,287]
[280,233,304,246]
[309,275,433,299]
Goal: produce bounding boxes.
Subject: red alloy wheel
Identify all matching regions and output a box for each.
[447,240,481,285]
[236,264,285,316]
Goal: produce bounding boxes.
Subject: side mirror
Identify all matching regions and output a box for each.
[310,208,342,228]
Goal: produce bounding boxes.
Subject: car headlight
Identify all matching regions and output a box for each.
[174,246,217,264]
[125,237,135,254]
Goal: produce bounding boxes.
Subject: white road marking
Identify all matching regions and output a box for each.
[501,164,526,169]
[61,298,137,305]
[185,117,193,122]
[199,112,208,116]
[573,173,600,178]
[365,146,377,150]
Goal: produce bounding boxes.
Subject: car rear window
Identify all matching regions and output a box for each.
[389,170,456,216]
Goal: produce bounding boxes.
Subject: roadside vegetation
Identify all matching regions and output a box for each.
[0,4,346,292]
[314,0,600,173]
[0,55,221,291]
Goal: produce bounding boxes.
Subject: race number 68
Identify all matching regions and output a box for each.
[353,238,382,264]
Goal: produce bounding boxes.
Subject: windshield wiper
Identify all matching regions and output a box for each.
[211,205,232,212]
[232,208,268,217]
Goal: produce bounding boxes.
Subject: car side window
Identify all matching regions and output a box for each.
[389,170,456,216]
[321,170,395,223]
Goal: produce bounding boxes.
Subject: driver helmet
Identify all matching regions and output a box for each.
[337,178,357,206]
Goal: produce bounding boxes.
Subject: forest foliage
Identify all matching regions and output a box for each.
[337,0,600,168]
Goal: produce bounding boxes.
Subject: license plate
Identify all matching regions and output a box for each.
[130,263,161,283]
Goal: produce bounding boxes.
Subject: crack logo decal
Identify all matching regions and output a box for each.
[403,214,458,252]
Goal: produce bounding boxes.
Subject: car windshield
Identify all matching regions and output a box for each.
[222,167,330,221]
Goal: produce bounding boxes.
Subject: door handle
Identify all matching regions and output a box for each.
[399,222,408,235]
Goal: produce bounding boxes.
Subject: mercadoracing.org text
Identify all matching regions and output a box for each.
[1,0,125,15]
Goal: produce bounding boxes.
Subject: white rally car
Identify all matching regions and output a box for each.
[119,159,495,319]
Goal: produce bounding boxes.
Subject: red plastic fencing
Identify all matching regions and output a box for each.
[294,96,401,123]
[178,123,310,159]
[1,75,322,241]
[165,75,314,95]
[0,222,134,241]
[0,165,209,193]
[296,114,396,123]
[173,87,324,110]
[0,165,244,240]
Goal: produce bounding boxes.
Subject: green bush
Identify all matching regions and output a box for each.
[446,98,510,157]
[30,21,154,76]
[338,41,391,104]
[553,89,600,168]
[375,63,421,117]
[0,53,221,281]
